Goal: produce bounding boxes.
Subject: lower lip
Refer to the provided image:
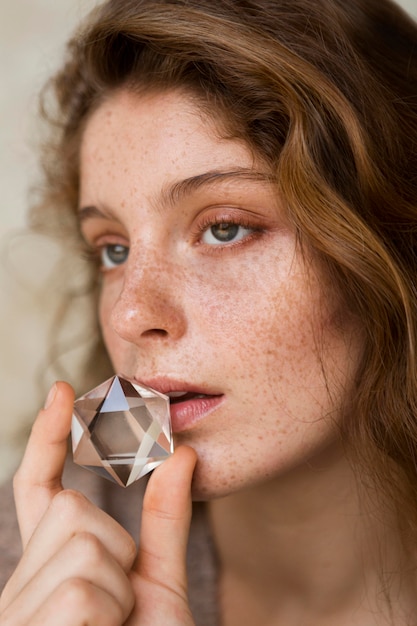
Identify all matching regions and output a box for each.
[169,395,224,433]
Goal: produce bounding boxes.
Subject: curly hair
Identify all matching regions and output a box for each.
[32,0,417,522]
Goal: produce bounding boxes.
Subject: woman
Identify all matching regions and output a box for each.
[1,0,417,623]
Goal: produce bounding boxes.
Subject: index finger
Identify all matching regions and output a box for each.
[13,381,75,547]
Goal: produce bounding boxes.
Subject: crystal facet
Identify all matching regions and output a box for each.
[71,375,173,487]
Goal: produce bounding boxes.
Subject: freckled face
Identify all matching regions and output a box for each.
[79,89,360,499]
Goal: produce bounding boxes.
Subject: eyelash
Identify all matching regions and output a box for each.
[81,243,102,267]
[80,214,265,271]
[81,242,129,272]
[192,215,264,249]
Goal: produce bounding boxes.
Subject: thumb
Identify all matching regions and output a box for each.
[132,446,197,609]
[13,381,75,548]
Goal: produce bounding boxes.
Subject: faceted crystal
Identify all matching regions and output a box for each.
[71,375,173,487]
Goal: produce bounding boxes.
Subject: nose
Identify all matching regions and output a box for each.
[108,247,187,345]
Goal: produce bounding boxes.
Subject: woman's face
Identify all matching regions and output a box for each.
[79,89,361,499]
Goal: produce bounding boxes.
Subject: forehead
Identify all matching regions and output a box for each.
[81,87,240,157]
[79,88,263,201]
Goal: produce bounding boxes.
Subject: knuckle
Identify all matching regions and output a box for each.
[144,501,185,523]
[58,577,91,604]
[12,466,27,492]
[119,531,137,569]
[50,489,89,522]
[70,532,105,566]
[49,491,137,572]
[56,579,124,624]
[13,462,60,495]
[143,490,182,522]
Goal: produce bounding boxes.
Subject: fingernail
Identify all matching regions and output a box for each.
[44,383,57,410]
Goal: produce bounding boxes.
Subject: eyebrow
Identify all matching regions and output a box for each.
[162,168,273,205]
[78,167,273,223]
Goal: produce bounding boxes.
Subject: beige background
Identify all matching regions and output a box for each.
[0,1,99,481]
[0,0,417,482]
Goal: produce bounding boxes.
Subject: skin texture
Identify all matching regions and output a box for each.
[79,88,361,500]
[0,382,197,625]
[7,88,414,626]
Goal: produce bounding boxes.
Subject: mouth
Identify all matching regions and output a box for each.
[167,392,224,432]
[167,391,216,405]
[131,378,224,432]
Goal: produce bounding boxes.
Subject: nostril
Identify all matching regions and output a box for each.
[109,289,187,343]
[142,328,169,338]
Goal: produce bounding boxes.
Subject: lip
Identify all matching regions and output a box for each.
[131,376,224,433]
[168,394,224,432]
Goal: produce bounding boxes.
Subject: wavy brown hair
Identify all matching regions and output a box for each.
[33,0,417,519]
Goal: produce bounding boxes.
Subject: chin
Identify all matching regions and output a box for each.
[188,453,260,501]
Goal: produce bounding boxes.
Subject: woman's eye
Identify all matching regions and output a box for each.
[100,244,129,269]
[201,222,253,245]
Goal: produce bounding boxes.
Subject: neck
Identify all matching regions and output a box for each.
[208,444,416,625]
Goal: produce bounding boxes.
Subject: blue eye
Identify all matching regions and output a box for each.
[100,244,129,268]
[202,222,253,245]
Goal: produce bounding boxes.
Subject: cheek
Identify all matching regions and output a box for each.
[98,283,120,359]
[185,252,287,332]
[209,267,358,420]
[98,288,111,336]
[189,259,315,360]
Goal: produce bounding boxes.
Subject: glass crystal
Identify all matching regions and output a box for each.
[71,375,173,487]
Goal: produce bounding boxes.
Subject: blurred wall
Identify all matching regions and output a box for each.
[404,0,417,13]
[402,0,417,12]
[1,0,99,238]
[0,1,99,482]
[0,0,416,482]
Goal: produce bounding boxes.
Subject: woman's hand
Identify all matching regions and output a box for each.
[0,382,197,625]
[125,440,197,626]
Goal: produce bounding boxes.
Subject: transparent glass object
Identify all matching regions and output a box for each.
[71,375,173,487]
